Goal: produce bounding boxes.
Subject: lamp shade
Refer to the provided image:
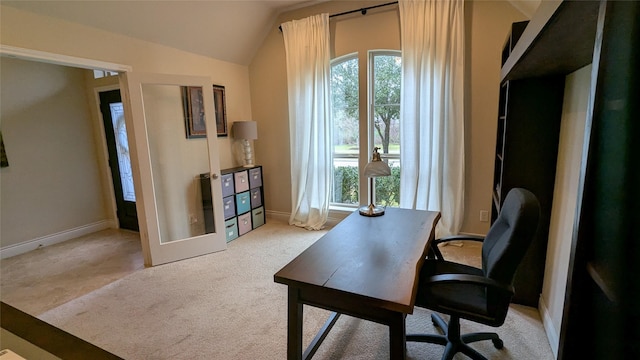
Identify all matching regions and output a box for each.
[363,147,390,177]
[363,160,391,177]
[232,121,258,140]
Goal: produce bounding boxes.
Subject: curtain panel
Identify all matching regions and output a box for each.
[281,13,332,230]
[398,0,465,237]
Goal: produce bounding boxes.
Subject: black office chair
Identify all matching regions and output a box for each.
[407,188,540,360]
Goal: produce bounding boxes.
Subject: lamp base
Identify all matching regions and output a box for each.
[359,204,385,217]
[241,139,254,168]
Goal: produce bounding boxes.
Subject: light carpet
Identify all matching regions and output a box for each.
[38,218,553,359]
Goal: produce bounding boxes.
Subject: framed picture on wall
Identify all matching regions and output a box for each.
[0,131,8,168]
[182,86,206,139]
[213,84,228,137]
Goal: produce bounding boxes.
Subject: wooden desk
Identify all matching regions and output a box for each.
[274,208,440,359]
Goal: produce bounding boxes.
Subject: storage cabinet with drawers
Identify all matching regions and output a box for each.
[201,165,265,242]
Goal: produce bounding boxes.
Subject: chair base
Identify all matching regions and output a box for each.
[407,313,504,360]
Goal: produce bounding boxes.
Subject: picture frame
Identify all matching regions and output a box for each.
[0,131,8,168]
[182,86,206,139]
[212,84,228,137]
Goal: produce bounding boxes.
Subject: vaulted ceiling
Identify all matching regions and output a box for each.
[2,0,540,66]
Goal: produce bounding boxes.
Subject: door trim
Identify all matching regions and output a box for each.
[0,44,131,72]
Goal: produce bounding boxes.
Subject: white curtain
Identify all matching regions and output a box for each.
[281,14,332,230]
[398,0,465,237]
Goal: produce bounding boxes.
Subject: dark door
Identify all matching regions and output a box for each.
[99,90,139,231]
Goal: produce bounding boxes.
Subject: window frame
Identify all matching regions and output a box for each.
[330,53,360,209]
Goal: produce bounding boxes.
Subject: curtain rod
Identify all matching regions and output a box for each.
[329,1,399,18]
[279,1,399,32]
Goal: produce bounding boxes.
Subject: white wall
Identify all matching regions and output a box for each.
[540,64,592,357]
[0,57,108,247]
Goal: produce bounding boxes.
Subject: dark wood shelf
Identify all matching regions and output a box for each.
[586,262,617,303]
[501,0,600,81]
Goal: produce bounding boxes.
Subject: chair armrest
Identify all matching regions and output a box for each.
[425,274,515,296]
[429,235,485,260]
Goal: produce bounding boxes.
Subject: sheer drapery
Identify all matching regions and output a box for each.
[398,0,465,237]
[281,14,332,230]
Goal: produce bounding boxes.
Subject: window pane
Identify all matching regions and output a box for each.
[331,56,359,205]
[375,159,400,207]
[372,54,401,155]
[110,102,136,202]
[331,58,359,156]
[371,53,401,206]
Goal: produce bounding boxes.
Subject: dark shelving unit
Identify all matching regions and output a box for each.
[495,0,640,357]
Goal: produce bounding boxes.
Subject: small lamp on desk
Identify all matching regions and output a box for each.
[359,147,391,217]
[232,121,258,167]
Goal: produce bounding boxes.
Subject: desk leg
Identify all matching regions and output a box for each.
[287,287,303,360]
[389,313,406,360]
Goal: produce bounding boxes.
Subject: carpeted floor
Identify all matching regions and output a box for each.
[1,217,553,359]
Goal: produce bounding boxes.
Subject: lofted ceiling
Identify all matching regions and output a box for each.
[2,0,540,66]
[1,0,316,66]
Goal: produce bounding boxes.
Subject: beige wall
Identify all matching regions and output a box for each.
[250,0,528,233]
[464,1,528,233]
[540,64,591,357]
[0,5,252,171]
[0,57,107,247]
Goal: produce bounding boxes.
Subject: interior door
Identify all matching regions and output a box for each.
[121,72,226,266]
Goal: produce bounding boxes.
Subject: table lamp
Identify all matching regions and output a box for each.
[359,147,391,217]
[232,121,258,167]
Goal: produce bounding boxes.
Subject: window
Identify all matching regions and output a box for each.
[330,51,401,208]
[93,70,118,79]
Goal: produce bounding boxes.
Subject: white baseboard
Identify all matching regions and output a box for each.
[539,295,560,359]
[0,220,115,259]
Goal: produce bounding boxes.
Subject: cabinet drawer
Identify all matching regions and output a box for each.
[223,195,236,220]
[250,187,262,209]
[225,218,238,242]
[237,212,252,236]
[234,170,249,193]
[252,207,265,229]
[235,191,251,214]
[221,173,235,197]
[249,167,262,189]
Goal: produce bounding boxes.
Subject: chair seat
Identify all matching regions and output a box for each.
[416,260,502,327]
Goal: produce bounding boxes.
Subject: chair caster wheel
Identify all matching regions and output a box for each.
[492,338,504,349]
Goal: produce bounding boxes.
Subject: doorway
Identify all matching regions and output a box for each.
[99,89,139,231]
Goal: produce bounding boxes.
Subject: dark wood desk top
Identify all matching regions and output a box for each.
[274,208,440,314]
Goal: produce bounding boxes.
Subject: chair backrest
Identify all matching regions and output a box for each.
[481,188,540,286]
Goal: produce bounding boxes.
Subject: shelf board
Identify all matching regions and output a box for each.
[586,261,618,303]
[501,0,601,81]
